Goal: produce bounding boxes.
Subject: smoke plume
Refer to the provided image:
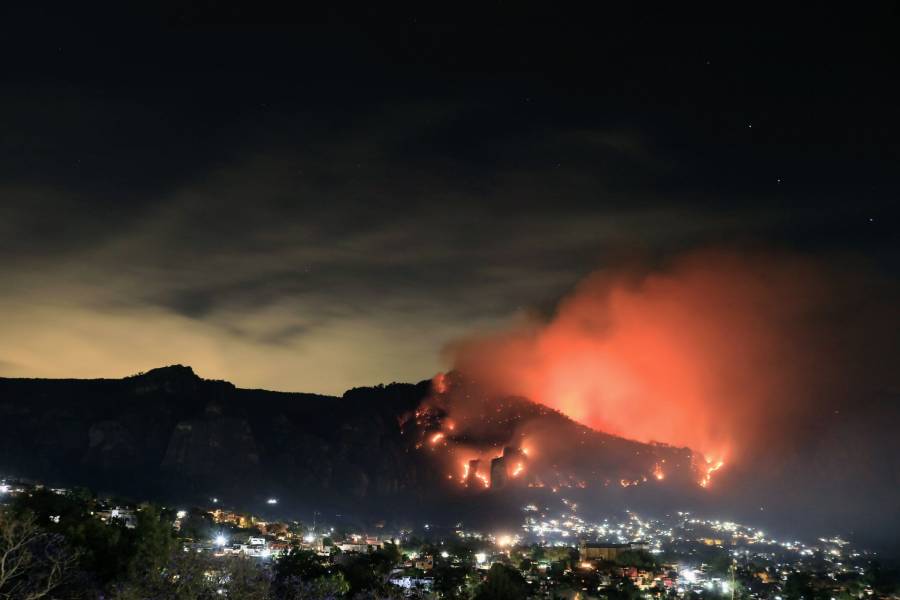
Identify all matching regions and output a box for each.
[442,249,899,471]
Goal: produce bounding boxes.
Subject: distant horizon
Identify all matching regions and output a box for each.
[0,362,437,396]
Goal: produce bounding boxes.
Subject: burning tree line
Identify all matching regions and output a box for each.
[461,446,529,490]
[406,374,726,494]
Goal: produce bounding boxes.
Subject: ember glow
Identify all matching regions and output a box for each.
[620,477,647,488]
[699,457,725,488]
[433,372,449,394]
[653,462,665,481]
[459,458,489,488]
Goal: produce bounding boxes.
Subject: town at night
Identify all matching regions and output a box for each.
[1,472,894,599]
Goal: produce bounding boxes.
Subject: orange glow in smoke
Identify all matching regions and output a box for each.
[512,463,525,477]
[652,463,665,481]
[430,432,445,445]
[433,372,448,394]
[440,251,835,478]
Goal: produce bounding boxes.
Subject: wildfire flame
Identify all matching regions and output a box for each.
[425,380,728,492]
[460,461,490,487]
[699,457,725,488]
[433,372,448,394]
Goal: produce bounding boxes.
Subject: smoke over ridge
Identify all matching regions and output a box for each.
[441,249,899,477]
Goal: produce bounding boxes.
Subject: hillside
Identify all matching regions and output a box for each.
[0,365,700,523]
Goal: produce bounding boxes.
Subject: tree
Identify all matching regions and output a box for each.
[111,547,219,600]
[369,543,401,578]
[278,572,350,600]
[340,555,381,595]
[178,508,215,541]
[474,563,528,600]
[222,555,272,600]
[606,574,643,600]
[548,559,567,579]
[273,547,354,599]
[707,553,733,577]
[0,508,78,600]
[12,487,128,587]
[783,572,814,600]
[126,505,177,581]
[433,560,475,599]
[275,547,329,582]
[866,561,900,597]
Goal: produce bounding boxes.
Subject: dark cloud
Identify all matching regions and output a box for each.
[0,127,730,391]
[0,59,896,390]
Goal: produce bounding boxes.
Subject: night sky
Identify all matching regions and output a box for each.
[1,7,898,395]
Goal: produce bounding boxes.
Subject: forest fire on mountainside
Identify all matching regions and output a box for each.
[403,380,703,492]
[430,249,899,491]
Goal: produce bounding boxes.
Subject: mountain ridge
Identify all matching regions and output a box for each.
[0,365,700,525]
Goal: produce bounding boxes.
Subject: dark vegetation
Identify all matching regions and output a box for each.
[0,488,403,598]
[0,365,697,528]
